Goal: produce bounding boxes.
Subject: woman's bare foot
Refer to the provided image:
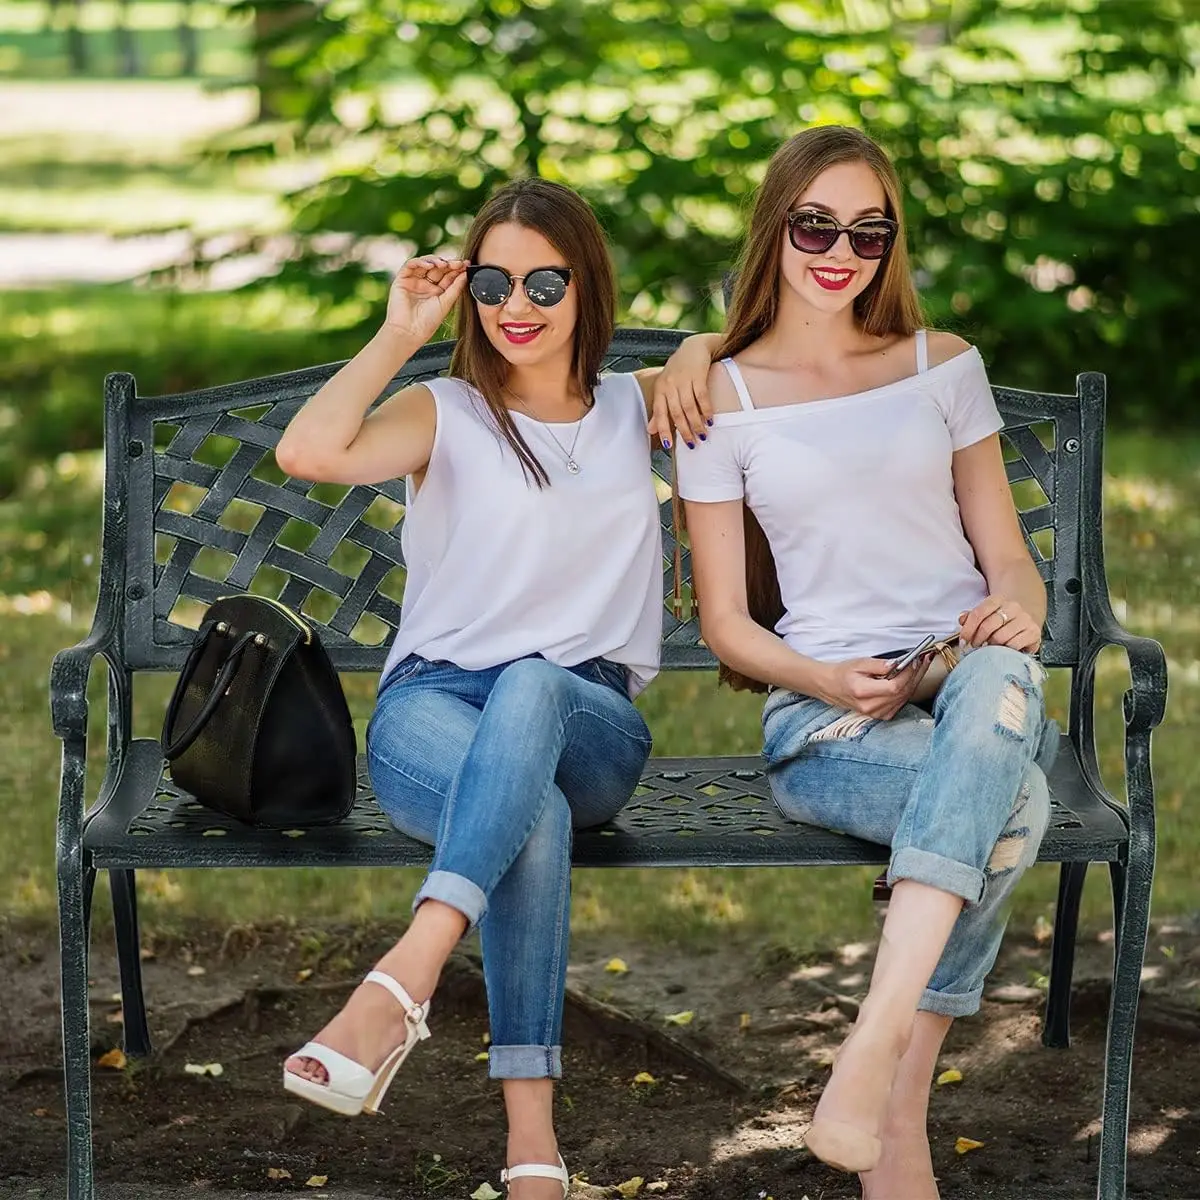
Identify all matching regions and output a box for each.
[805,1018,911,1173]
[860,1122,938,1200]
[284,943,438,1086]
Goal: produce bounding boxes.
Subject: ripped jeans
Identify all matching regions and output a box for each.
[764,646,1058,1017]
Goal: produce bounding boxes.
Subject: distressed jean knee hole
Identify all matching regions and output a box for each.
[996,678,1032,738]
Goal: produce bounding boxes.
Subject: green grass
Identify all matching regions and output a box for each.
[2,423,1196,952]
[0,285,371,497]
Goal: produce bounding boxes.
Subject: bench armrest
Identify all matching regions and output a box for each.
[50,628,117,742]
[1070,584,1167,847]
[1083,591,1168,739]
[50,622,131,853]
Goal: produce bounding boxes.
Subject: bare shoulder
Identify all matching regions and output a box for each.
[925,330,975,369]
[705,360,744,415]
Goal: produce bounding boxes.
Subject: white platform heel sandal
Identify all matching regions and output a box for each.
[500,1155,569,1197]
[282,969,431,1116]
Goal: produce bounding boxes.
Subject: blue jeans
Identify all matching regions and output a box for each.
[366,654,652,1079]
[763,646,1059,1017]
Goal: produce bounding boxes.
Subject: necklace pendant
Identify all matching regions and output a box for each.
[566,458,581,475]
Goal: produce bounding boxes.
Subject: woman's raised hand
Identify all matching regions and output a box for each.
[384,256,470,344]
[816,655,933,721]
[649,333,717,449]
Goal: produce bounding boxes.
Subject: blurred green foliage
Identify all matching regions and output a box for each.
[227,0,1199,421]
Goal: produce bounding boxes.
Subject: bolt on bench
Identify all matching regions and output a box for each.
[51,328,1166,1199]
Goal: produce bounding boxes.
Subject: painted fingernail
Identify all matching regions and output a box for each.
[687,441,695,449]
[699,433,707,441]
[707,418,714,427]
[662,439,671,450]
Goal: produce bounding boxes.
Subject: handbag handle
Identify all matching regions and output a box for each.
[161,627,259,760]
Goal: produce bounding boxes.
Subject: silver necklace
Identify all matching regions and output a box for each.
[512,394,586,474]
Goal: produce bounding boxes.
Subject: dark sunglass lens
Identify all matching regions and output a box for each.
[790,214,838,254]
[851,225,894,259]
[469,267,511,305]
[523,270,568,307]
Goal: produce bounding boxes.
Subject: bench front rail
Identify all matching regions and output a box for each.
[50,329,1166,1200]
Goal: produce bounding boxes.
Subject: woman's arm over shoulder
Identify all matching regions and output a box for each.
[641,331,724,447]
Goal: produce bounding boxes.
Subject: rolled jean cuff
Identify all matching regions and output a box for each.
[413,869,487,929]
[919,984,984,1018]
[488,1044,562,1080]
[888,847,984,906]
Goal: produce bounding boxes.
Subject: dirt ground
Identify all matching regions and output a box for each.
[1,914,1197,1200]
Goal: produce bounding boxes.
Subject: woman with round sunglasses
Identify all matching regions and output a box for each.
[652,126,1058,1198]
[274,178,684,1199]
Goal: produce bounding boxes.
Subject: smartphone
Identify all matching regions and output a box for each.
[884,634,936,679]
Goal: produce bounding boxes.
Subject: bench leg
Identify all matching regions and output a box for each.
[1096,854,1152,1200]
[110,868,153,1058]
[58,856,98,1200]
[1043,861,1088,1048]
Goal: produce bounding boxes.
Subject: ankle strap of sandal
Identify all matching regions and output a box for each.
[501,1155,568,1185]
[364,970,431,1036]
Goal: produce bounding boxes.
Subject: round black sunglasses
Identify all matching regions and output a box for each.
[786,211,898,261]
[467,265,573,308]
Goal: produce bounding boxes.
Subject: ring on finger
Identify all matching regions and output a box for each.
[998,609,1010,624]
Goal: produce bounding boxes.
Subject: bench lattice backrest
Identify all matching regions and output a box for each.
[97,328,1098,674]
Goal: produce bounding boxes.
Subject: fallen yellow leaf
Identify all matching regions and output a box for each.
[616,1177,645,1198]
[470,1184,502,1200]
[633,1071,657,1085]
[32,1108,52,1118]
[296,968,313,983]
[305,1176,328,1188]
[605,957,630,975]
[267,1167,291,1180]
[482,1031,491,1046]
[937,1068,963,1086]
[186,965,206,977]
[663,1011,694,1026]
[955,1136,985,1155]
[475,1051,490,1062]
[645,1184,669,1195]
[105,1009,124,1025]
[739,1012,751,1031]
[183,1062,224,1077]
[96,1048,126,1070]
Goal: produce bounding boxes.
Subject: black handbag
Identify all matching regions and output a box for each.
[160,594,357,827]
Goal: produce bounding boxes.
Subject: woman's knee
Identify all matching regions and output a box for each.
[942,646,1048,740]
[490,656,575,717]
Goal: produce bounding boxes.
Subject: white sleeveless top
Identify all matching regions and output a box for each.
[379,372,663,697]
[675,332,1006,663]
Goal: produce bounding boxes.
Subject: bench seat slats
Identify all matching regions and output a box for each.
[82,735,1128,871]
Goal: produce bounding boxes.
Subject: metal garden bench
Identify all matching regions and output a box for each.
[51,328,1166,1199]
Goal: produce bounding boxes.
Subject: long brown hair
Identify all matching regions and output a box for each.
[448,178,616,486]
[714,126,924,692]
